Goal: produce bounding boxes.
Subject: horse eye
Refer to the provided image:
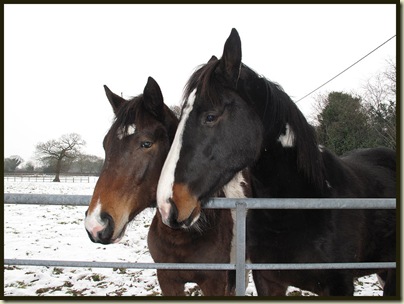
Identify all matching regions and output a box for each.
[205,114,217,123]
[141,141,153,149]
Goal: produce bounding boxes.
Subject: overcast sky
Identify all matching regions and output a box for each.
[4,4,396,163]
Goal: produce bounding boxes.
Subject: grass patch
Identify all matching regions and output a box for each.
[36,285,63,294]
[52,267,64,275]
[87,274,105,282]
[6,281,28,289]
[66,288,88,296]
[4,265,20,271]
[107,287,127,296]
[113,267,127,274]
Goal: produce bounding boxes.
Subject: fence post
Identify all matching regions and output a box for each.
[235,201,247,296]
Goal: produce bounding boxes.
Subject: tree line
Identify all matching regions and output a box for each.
[313,59,395,155]
[5,60,395,180]
[4,133,103,182]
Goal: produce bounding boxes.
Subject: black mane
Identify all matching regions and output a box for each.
[263,78,325,191]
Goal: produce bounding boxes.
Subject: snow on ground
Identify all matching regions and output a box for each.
[4,179,383,297]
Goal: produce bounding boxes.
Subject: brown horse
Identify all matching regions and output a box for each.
[148,169,251,296]
[84,77,248,296]
[84,77,177,244]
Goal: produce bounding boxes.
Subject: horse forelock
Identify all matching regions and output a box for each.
[183,60,223,108]
[112,94,175,140]
[111,95,142,136]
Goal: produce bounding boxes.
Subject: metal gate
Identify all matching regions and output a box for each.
[4,193,396,296]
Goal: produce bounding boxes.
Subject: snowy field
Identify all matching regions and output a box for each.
[4,179,384,297]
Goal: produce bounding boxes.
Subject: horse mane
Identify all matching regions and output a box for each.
[262,76,326,191]
[183,60,326,191]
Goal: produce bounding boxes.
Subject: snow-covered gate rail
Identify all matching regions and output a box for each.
[4,193,397,296]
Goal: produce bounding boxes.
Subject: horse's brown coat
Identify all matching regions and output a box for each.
[85,78,238,296]
[148,208,234,296]
[172,183,200,223]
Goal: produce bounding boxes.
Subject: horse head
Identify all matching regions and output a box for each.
[85,77,178,244]
[157,29,263,228]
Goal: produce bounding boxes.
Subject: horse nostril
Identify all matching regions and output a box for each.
[96,212,115,244]
[100,212,112,222]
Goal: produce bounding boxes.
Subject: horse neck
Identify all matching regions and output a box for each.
[250,80,326,197]
[222,169,252,199]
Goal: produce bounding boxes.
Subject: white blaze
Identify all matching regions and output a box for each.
[156,90,196,221]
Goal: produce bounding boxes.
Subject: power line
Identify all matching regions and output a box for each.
[295,35,396,104]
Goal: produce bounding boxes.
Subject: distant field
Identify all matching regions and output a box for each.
[4,174,99,183]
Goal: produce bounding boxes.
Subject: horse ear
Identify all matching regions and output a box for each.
[219,28,242,86]
[143,76,164,119]
[208,55,218,63]
[104,85,125,115]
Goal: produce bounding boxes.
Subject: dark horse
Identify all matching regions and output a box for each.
[84,77,248,296]
[156,29,396,296]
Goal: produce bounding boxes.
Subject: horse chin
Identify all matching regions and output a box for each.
[164,203,202,230]
[111,224,127,244]
[171,204,201,230]
[181,207,201,229]
[112,236,123,244]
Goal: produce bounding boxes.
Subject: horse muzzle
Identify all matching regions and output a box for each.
[159,201,201,229]
[84,211,121,244]
[158,183,201,229]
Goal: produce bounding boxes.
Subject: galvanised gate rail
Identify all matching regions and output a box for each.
[4,193,396,296]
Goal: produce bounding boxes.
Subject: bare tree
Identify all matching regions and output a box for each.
[35,133,86,182]
[4,155,23,172]
[71,154,104,174]
[383,58,396,95]
[361,59,396,150]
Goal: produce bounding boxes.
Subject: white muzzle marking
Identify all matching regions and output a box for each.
[84,200,104,238]
[84,199,129,242]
